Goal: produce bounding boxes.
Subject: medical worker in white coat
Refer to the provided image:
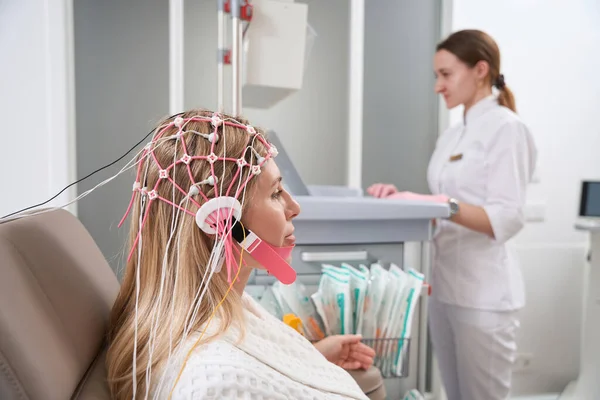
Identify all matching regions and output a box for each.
[368,29,538,400]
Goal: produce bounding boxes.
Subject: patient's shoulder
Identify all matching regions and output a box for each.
[154,338,247,398]
[166,338,295,399]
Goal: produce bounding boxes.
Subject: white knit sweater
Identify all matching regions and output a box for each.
[153,293,368,399]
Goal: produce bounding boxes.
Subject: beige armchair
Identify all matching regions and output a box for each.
[0,209,118,399]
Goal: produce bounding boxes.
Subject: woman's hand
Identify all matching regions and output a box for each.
[314,335,375,370]
[386,191,449,203]
[368,185,449,204]
[367,183,398,198]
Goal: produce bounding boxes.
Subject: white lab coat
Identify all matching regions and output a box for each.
[426,95,537,400]
[427,95,537,311]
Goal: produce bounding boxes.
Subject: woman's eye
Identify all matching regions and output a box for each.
[272,190,282,199]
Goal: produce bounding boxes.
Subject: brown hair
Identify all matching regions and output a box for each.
[106,109,269,399]
[437,29,516,112]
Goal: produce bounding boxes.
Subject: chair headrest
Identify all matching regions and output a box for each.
[0,209,119,399]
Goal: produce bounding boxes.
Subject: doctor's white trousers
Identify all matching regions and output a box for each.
[428,297,520,400]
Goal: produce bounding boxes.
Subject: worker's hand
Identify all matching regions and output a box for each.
[386,191,449,203]
[314,334,375,371]
[367,183,398,198]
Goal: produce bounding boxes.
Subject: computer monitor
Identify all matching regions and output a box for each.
[579,181,600,218]
[266,130,310,196]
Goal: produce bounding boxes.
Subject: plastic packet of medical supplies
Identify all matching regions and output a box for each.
[311,291,332,336]
[359,264,370,277]
[403,389,425,400]
[340,263,368,334]
[311,265,341,335]
[325,265,353,335]
[390,266,425,376]
[379,264,409,376]
[272,280,325,341]
[356,264,370,334]
[397,268,424,346]
[269,283,295,317]
[369,264,395,372]
[312,265,352,335]
[360,263,389,339]
[258,286,284,320]
[371,264,399,375]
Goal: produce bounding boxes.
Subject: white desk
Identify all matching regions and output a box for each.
[560,220,600,399]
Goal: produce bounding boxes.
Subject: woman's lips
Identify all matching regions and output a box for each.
[284,234,296,246]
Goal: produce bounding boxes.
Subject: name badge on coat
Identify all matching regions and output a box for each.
[449,153,463,162]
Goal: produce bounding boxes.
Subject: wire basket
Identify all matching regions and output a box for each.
[360,337,411,378]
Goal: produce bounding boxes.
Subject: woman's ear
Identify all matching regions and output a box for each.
[474,60,490,83]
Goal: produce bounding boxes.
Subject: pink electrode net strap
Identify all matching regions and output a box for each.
[118,114,283,284]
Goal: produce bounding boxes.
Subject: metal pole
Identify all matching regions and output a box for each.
[231,0,242,116]
[217,0,225,113]
[418,241,432,394]
[169,0,184,114]
[347,0,364,189]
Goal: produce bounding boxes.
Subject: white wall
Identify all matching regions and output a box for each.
[0,0,76,218]
[446,0,600,395]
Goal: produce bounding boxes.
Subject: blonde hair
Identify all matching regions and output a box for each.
[106,109,269,400]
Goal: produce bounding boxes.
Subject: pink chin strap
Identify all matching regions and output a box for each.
[235,230,297,285]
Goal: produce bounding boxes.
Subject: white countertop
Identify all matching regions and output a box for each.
[575,219,600,232]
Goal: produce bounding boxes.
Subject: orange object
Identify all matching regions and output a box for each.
[424,283,432,296]
[283,314,304,335]
[308,317,325,340]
